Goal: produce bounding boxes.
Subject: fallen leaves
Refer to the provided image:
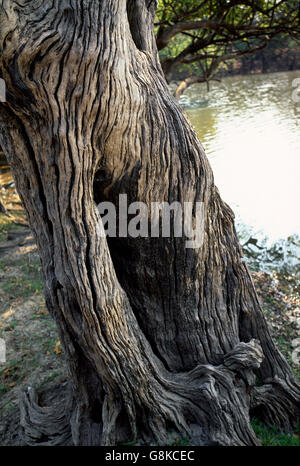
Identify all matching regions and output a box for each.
[1,365,21,389]
[35,308,48,316]
[45,340,62,355]
[53,340,62,355]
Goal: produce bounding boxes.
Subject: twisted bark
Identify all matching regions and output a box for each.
[0,0,298,446]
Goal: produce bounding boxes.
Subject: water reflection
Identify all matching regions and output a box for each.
[180,70,300,241]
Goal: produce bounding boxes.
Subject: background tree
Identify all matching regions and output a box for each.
[155,0,300,97]
[0,0,299,446]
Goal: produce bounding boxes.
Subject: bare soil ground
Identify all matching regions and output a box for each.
[0,192,66,445]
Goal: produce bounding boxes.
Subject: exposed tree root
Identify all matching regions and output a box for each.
[251,377,300,432]
[20,385,72,446]
[20,340,267,446]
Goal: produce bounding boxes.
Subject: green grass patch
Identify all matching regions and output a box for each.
[4,320,17,332]
[0,214,18,242]
[0,359,26,394]
[1,255,43,299]
[1,275,43,298]
[251,418,300,446]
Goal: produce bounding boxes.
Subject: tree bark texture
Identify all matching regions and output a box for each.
[0,0,299,446]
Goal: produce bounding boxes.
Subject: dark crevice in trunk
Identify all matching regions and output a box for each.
[126,0,152,52]
[13,119,54,239]
[106,236,174,372]
[93,166,112,205]
[90,399,103,424]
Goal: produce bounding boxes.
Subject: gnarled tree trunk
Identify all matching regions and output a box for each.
[0,0,299,446]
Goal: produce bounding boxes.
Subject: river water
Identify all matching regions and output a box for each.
[179,70,300,242]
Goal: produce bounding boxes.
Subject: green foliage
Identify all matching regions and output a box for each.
[155,0,300,82]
